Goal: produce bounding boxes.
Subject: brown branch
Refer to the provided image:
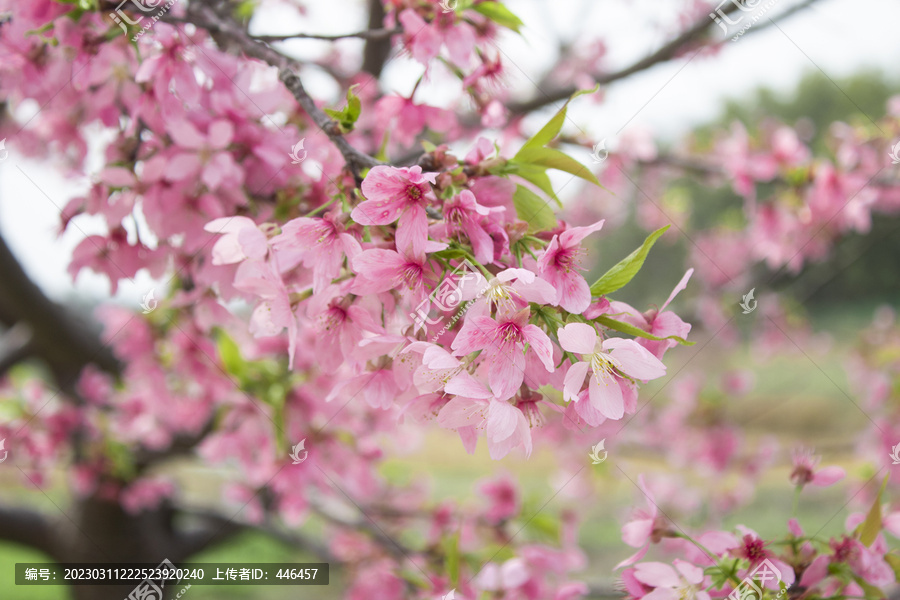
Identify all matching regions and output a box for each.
[171,3,381,179]
[175,508,335,562]
[0,234,120,386]
[361,0,392,77]
[0,506,59,559]
[252,26,400,43]
[505,0,822,117]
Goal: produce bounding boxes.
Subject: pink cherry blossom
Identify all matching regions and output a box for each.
[537,220,605,313]
[558,323,666,420]
[452,308,555,400]
[789,447,845,488]
[351,165,438,256]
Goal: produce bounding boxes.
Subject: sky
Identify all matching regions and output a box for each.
[1,0,899,307]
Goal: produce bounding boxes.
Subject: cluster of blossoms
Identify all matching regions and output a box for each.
[3,1,897,599]
[618,459,900,600]
[206,155,692,460]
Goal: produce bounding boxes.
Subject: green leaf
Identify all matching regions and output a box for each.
[513,185,557,233]
[859,474,890,546]
[515,147,601,187]
[472,1,524,32]
[589,225,670,297]
[885,554,900,580]
[324,84,362,133]
[596,315,694,346]
[519,84,599,152]
[512,163,561,207]
[216,330,247,377]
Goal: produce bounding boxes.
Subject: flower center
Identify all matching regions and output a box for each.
[554,247,584,273]
[497,321,522,344]
[406,184,424,202]
[590,350,621,382]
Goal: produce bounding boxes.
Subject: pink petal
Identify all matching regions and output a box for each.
[168,120,206,150]
[660,268,693,311]
[604,338,667,380]
[633,562,680,588]
[208,120,234,149]
[445,372,491,399]
[452,316,498,356]
[589,371,624,420]
[563,361,590,402]
[673,560,703,585]
[557,323,598,355]
[558,219,604,247]
[488,349,525,400]
[437,396,487,429]
[396,205,429,257]
[486,400,519,443]
[810,466,845,487]
[622,518,654,548]
[522,324,555,372]
[352,249,405,284]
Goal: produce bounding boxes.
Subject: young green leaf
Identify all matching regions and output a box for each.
[513,185,557,233]
[472,1,524,32]
[596,315,694,345]
[859,474,890,546]
[514,147,601,187]
[589,225,670,297]
[324,84,362,133]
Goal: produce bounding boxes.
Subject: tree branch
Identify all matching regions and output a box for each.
[252,26,400,43]
[174,508,335,562]
[0,234,120,386]
[361,0,392,77]
[0,506,59,559]
[174,3,381,179]
[505,0,822,117]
